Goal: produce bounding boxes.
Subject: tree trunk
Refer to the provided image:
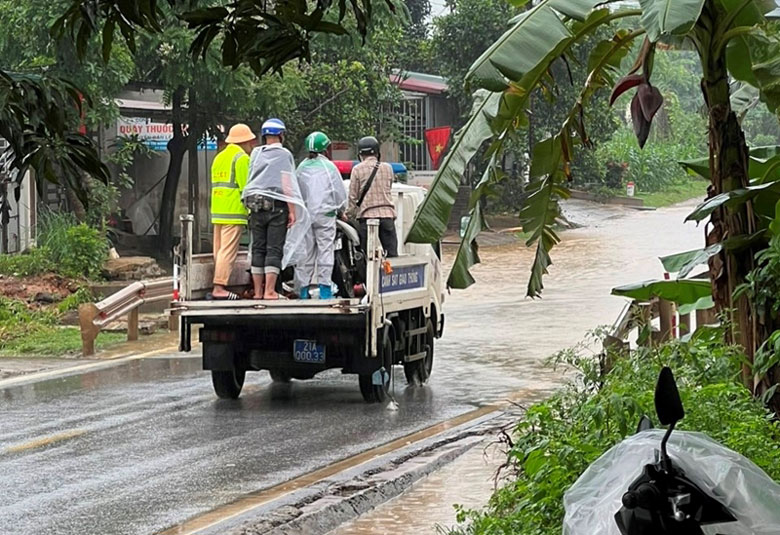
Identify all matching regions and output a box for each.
[64,186,87,223]
[159,86,188,256]
[187,87,203,254]
[698,3,756,387]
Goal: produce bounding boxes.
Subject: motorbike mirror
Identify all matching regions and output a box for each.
[635,415,654,433]
[655,367,684,426]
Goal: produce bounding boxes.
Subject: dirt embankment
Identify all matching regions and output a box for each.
[0,273,81,305]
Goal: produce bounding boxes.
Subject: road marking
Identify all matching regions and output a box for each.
[158,404,501,535]
[4,429,86,454]
[0,345,182,389]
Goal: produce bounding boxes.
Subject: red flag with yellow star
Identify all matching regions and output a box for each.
[424,126,452,170]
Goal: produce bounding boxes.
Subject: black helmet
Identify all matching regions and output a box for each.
[357,136,380,155]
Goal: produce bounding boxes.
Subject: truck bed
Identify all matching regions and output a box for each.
[173,298,366,317]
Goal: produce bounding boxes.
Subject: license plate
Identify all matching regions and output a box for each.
[293,339,326,364]
[334,237,343,251]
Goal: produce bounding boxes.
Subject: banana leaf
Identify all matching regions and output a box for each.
[678,295,716,316]
[638,0,705,43]
[685,180,780,222]
[447,201,485,289]
[680,146,780,183]
[660,245,722,278]
[612,279,712,305]
[732,83,761,120]
[406,90,501,244]
[466,0,605,92]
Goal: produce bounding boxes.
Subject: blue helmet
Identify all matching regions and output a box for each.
[261,118,286,136]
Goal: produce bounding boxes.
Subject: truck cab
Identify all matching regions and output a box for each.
[171,181,444,403]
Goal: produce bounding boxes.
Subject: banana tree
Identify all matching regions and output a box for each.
[408,0,780,393]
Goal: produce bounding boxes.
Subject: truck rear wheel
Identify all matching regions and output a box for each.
[404,319,434,385]
[359,330,393,403]
[211,369,246,399]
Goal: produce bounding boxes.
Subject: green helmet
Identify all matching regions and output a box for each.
[305,131,331,153]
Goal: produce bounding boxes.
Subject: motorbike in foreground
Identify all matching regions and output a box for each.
[563,367,780,535]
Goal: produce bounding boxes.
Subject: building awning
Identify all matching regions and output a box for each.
[116,98,171,112]
[390,71,448,95]
[115,98,176,121]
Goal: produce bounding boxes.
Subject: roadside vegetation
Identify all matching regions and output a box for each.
[447,329,780,535]
[0,212,109,280]
[0,295,123,356]
[633,177,707,208]
[0,212,116,357]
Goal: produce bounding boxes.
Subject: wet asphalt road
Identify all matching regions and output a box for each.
[0,200,703,535]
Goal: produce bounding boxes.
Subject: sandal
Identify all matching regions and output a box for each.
[210,291,241,301]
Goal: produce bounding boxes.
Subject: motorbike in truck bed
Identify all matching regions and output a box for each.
[170,183,445,403]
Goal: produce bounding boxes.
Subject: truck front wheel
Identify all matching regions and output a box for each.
[211,369,246,399]
[359,330,393,403]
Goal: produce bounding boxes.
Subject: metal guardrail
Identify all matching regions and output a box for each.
[601,298,718,376]
[78,278,173,356]
[605,298,718,348]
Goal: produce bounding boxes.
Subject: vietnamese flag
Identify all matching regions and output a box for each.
[425,126,452,170]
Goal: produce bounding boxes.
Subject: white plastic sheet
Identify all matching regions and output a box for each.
[297,154,347,217]
[243,144,311,269]
[563,429,780,535]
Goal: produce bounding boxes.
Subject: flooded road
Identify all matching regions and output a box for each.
[0,199,704,534]
[437,199,703,403]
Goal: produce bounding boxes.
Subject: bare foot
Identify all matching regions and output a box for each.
[263,292,281,300]
[252,293,263,300]
[212,285,229,298]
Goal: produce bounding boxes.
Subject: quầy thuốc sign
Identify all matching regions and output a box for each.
[117,117,217,151]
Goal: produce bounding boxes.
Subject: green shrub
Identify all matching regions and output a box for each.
[595,128,700,193]
[0,212,108,280]
[58,225,109,279]
[449,329,780,535]
[38,211,109,279]
[57,286,95,313]
[0,247,54,276]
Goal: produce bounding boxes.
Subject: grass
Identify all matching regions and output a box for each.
[447,328,780,534]
[0,327,125,357]
[0,295,124,357]
[634,177,707,208]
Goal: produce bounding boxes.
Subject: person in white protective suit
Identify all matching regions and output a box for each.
[242,118,310,299]
[295,131,347,299]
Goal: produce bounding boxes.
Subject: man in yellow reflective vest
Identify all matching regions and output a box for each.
[210,123,257,300]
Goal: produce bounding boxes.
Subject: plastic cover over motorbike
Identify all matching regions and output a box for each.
[563,429,780,535]
[243,144,311,268]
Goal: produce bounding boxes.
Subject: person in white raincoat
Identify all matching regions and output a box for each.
[295,132,347,299]
[241,118,310,299]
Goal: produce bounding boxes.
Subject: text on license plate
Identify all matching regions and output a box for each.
[293,339,326,363]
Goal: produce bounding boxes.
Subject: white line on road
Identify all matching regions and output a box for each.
[0,345,183,389]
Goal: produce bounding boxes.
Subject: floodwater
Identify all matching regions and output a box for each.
[332,199,706,535]
[332,439,507,535]
[0,199,705,535]
[434,199,704,404]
